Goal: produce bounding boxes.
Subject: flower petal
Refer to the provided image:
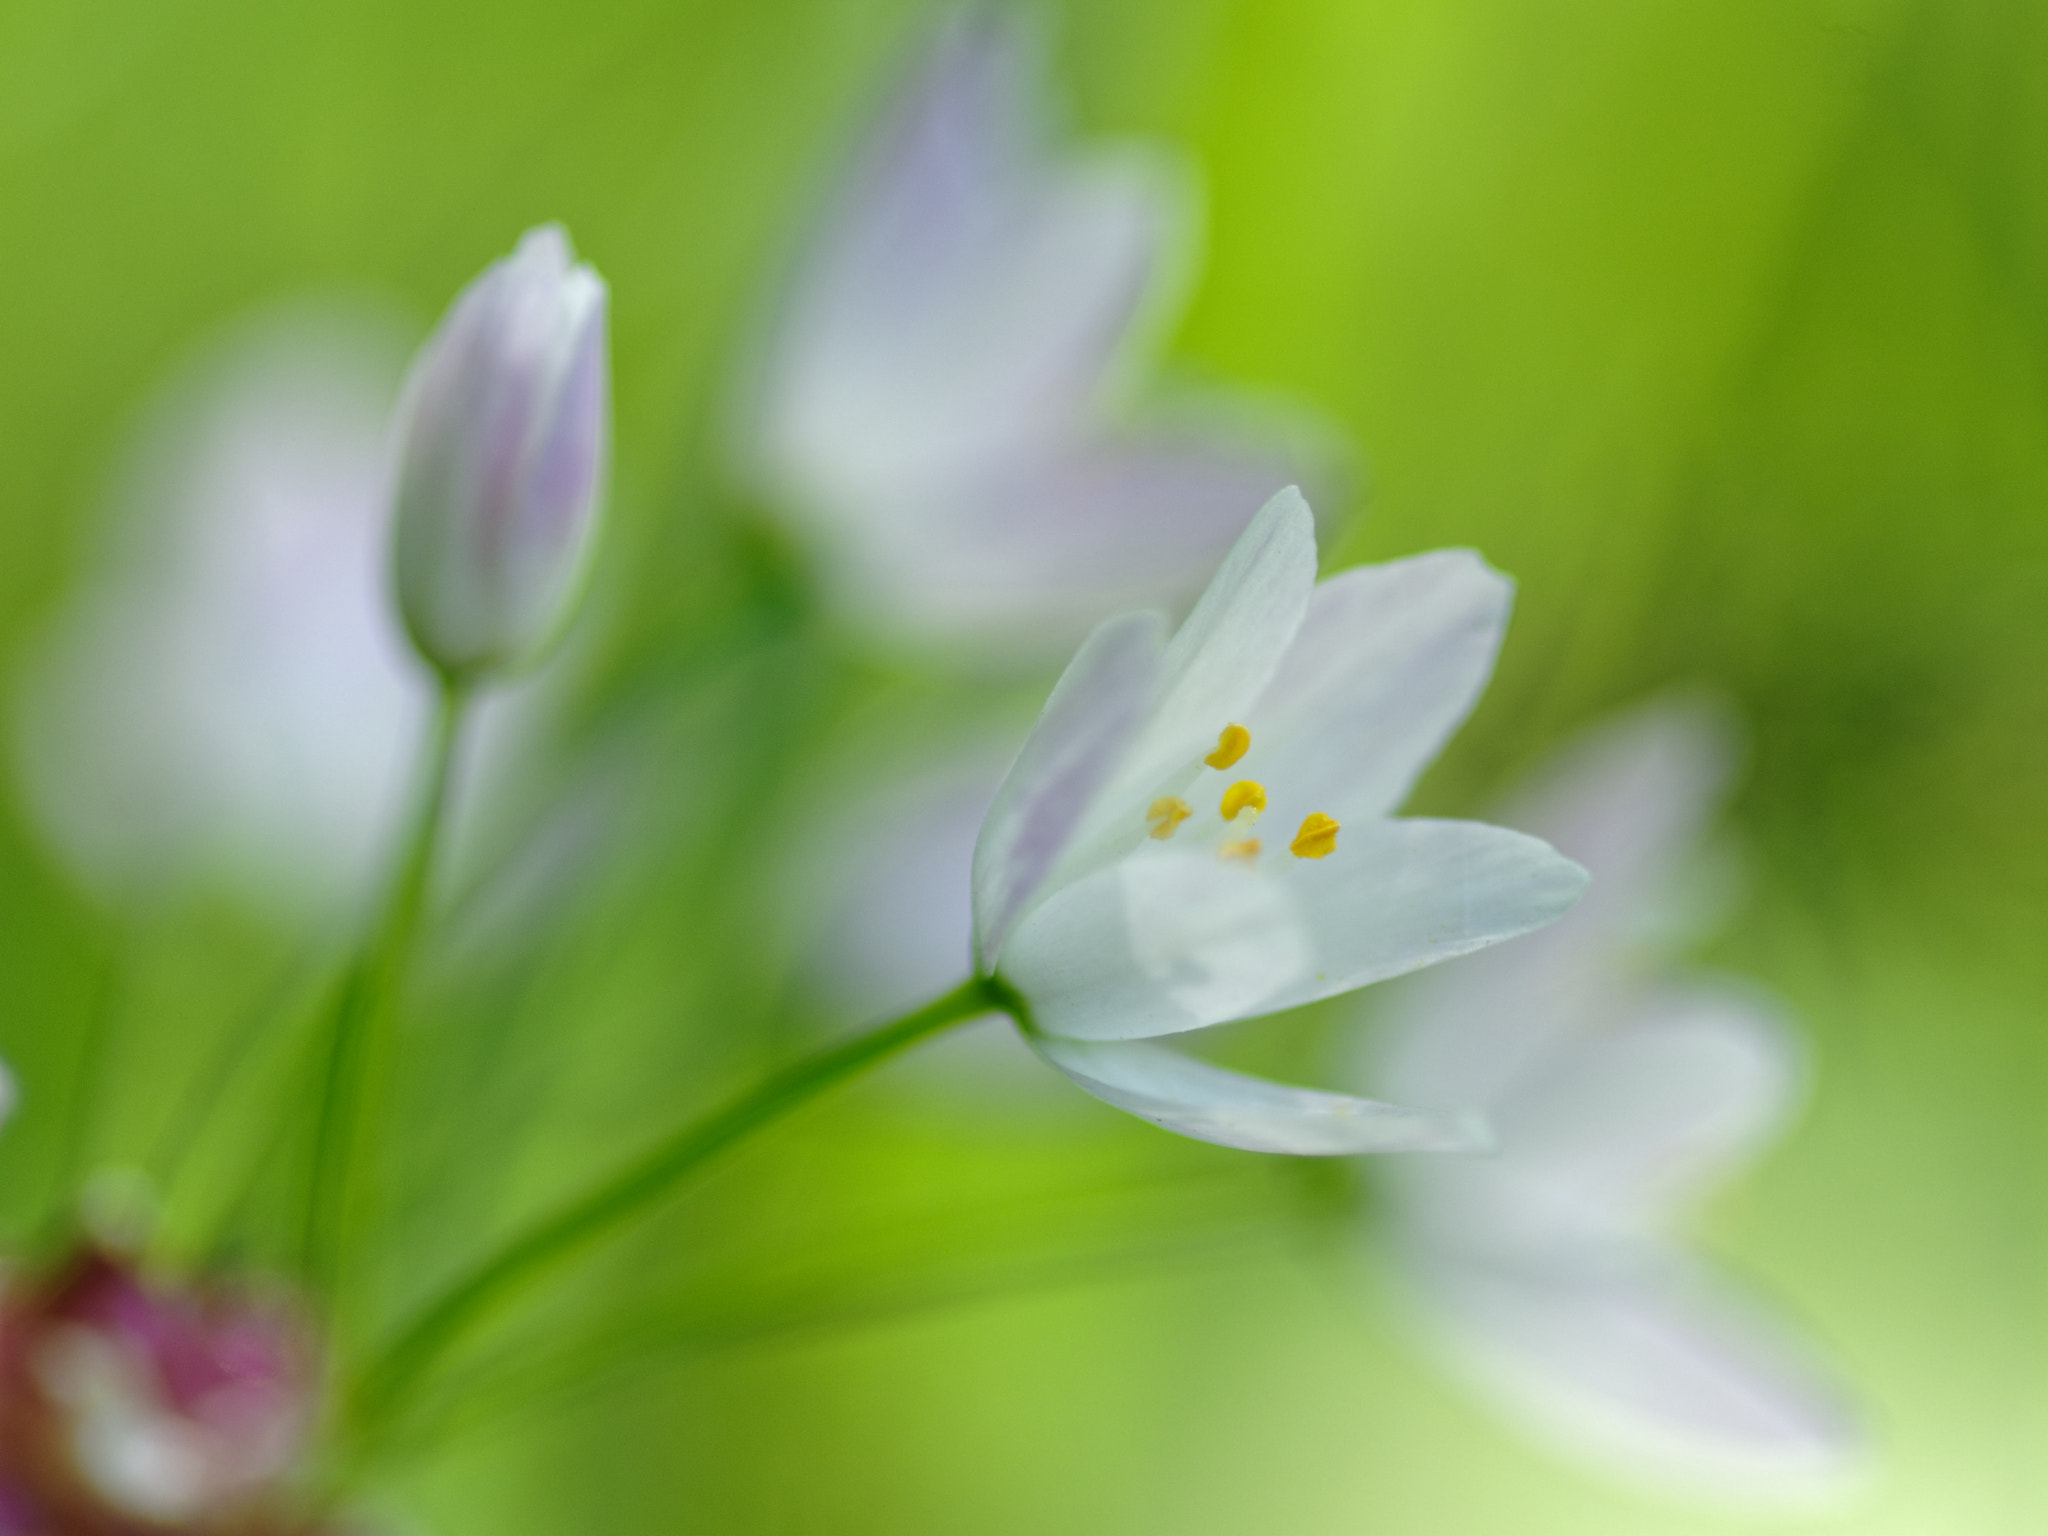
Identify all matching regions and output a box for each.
[1246,551,1511,825]
[1264,818,1590,1014]
[749,13,1181,498]
[971,611,1163,968]
[1089,486,1319,819]
[813,431,1311,655]
[1373,699,1737,1110]
[1487,989,1799,1233]
[1390,1243,1863,1501]
[1000,848,1311,1039]
[1033,1035,1484,1154]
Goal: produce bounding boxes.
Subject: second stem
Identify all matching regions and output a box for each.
[302,675,469,1297]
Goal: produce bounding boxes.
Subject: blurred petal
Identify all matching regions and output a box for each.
[1491,990,1799,1233]
[972,611,1163,967]
[1248,551,1512,824]
[751,12,1180,497]
[818,431,1305,653]
[1034,1034,1484,1154]
[1391,1245,1863,1502]
[12,303,428,915]
[1000,849,1311,1040]
[805,742,1009,1023]
[1504,698,1739,914]
[1374,699,1739,1109]
[1264,819,1590,1014]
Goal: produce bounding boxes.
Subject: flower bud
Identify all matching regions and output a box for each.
[392,224,609,680]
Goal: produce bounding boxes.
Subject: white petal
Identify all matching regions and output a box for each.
[1000,849,1311,1040]
[1487,990,1799,1235]
[1246,551,1511,825]
[810,432,1308,655]
[1373,699,1738,1110]
[1091,486,1319,818]
[1033,1035,1483,1154]
[972,611,1162,968]
[749,13,1182,498]
[1391,1244,1863,1502]
[1263,819,1590,1014]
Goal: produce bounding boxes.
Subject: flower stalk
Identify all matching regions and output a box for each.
[301,675,470,1297]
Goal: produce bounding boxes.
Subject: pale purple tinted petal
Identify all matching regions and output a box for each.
[811,11,1034,329]
[1390,1245,1862,1500]
[1032,1034,1484,1154]
[505,275,608,642]
[751,13,1179,496]
[972,610,1162,967]
[394,227,609,672]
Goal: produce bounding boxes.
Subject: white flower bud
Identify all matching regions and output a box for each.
[392,224,609,680]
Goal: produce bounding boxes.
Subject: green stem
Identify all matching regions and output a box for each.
[301,675,470,1293]
[52,942,126,1225]
[348,974,1008,1434]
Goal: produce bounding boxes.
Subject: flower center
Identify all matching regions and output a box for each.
[1148,726,1340,865]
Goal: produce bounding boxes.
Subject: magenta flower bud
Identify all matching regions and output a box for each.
[392,224,609,681]
[0,1249,325,1534]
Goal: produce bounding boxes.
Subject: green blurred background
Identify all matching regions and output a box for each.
[3,0,2047,1530]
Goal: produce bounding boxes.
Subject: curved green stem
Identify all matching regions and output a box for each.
[348,974,1009,1435]
[301,676,470,1293]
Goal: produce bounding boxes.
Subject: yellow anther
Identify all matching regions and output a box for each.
[1290,813,1340,860]
[1205,724,1251,770]
[1220,780,1267,823]
[1219,837,1262,864]
[1147,796,1193,841]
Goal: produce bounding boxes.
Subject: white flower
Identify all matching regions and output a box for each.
[1368,703,1863,1500]
[13,305,432,915]
[393,225,609,680]
[739,9,1325,654]
[973,488,1588,1152]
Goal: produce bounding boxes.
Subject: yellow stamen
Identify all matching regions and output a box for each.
[1147,796,1193,841]
[1205,724,1251,770]
[1219,837,1262,863]
[1290,813,1340,860]
[1220,780,1267,823]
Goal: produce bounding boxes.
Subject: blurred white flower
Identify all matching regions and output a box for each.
[14,303,432,917]
[393,224,610,680]
[738,8,1328,655]
[1368,703,1864,1501]
[976,488,1588,1152]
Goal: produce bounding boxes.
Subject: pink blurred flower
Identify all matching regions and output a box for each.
[0,1249,325,1535]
